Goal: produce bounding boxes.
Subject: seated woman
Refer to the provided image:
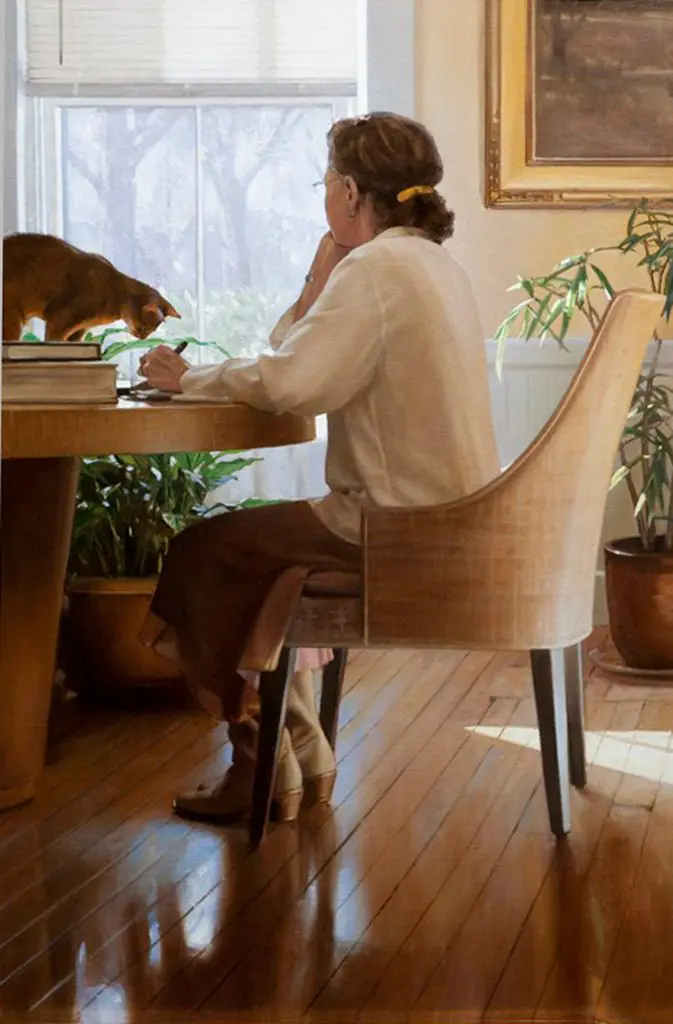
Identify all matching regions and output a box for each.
[139,111,500,825]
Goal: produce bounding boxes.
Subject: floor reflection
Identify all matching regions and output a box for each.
[3,643,673,1024]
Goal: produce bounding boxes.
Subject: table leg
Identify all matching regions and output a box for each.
[0,457,79,809]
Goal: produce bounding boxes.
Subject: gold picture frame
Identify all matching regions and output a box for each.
[486,0,673,208]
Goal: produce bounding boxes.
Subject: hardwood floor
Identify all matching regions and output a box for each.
[0,631,671,1023]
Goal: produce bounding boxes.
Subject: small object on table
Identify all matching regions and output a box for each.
[117,387,175,403]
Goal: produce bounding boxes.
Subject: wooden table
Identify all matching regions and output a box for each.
[0,400,314,810]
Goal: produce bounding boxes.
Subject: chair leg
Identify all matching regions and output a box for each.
[564,642,587,789]
[249,647,297,849]
[319,648,348,751]
[530,648,571,838]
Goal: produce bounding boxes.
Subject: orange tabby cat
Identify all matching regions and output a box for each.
[3,233,181,341]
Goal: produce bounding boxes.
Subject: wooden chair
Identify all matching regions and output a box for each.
[249,289,664,848]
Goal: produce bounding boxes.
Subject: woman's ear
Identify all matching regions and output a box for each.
[343,175,360,215]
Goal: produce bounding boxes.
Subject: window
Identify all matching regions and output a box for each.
[32,97,351,369]
[19,0,358,376]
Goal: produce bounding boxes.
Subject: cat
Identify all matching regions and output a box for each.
[2,233,181,342]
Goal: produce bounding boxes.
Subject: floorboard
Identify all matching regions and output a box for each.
[0,633,669,1023]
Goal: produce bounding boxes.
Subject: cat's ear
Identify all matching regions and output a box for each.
[140,303,164,326]
[163,301,181,319]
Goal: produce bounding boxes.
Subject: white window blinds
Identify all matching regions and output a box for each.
[25,0,358,86]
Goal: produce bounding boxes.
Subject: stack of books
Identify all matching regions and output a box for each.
[2,341,118,403]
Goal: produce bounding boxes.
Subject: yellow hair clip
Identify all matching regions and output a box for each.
[396,185,435,203]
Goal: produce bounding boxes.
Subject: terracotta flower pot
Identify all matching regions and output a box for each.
[604,537,673,670]
[63,576,184,696]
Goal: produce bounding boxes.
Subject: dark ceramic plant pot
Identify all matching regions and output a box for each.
[605,537,673,670]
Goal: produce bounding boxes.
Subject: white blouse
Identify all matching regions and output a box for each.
[180,227,500,544]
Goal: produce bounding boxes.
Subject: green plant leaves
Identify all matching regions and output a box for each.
[79,327,234,363]
[493,254,609,378]
[588,264,614,299]
[69,451,262,578]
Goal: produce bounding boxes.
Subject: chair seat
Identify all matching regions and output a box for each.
[302,571,362,597]
[287,573,363,647]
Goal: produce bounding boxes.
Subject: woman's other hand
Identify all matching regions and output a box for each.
[294,232,352,322]
[138,345,190,393]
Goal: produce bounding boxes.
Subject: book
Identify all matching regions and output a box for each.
[2,360,118,404]
[2,341,101,362]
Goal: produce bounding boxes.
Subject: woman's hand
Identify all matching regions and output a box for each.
[294,232,352,322]
[138,345,190,393]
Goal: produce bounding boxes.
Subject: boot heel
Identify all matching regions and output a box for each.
[273,787,304,822]
[303,771,336,807]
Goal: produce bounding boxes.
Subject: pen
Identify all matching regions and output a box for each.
[117,339,190,397]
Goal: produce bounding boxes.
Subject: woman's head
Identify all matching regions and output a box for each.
[323,112,455,248]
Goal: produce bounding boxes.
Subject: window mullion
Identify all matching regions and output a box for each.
[195,105,206,348]
[36,98,48,231]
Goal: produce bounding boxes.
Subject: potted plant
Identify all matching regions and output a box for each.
[61,331,261,695]
[495,200,673,670]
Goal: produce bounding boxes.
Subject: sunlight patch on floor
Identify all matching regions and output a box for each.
[466,725,673,783]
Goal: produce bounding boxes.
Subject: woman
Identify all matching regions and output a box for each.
[139,112,500,825]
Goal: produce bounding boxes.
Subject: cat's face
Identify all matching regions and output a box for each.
[125,292,181,339]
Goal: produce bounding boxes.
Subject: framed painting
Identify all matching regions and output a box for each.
[486,0,673,207]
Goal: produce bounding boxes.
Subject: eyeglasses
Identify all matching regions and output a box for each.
[312,169,344,191]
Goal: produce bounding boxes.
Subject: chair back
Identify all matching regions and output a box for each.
[364,290,664,650]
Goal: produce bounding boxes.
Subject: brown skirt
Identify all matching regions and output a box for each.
[140,500,361,723]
